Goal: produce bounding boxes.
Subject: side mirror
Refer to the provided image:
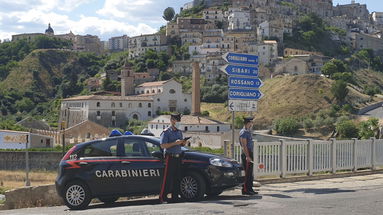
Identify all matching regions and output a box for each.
[151,151,163,159]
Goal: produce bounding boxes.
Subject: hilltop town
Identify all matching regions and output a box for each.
[0,0,383,148]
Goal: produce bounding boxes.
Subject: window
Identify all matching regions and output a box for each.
[120,103,123,108]
[82,140,119,157]
[157,98,160,102]
[151,124,154,129]
[139,103,142,108]
[158,89,161,93]
[217,126,220,132]
[152,89,155,93]
[169,89,176,94]
[112,111,116,116]
[148,111,152,117]
[184,99,187,102]
[205,126,209,132]
[97,102,100,107]
[185,126,188,131]
[97,111,101,116]
[133,114,139,120]
[128,103,132,108]
[148,103,152,108]
[111,102,115,108]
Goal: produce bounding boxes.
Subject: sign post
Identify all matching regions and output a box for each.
[25,134,30,186]
[221,52,264,157]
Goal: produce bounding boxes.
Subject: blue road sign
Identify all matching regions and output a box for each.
[221,64,259,77]
[228,76,263,89]
[223,52,259,66]
[228,88,263,100]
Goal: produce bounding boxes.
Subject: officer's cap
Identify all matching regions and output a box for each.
[243,116,254,124]
[170,112,182,122]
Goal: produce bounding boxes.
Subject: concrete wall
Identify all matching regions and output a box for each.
[0,152,62,171]
[358,102,383,115]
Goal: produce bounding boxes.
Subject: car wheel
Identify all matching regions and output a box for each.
[206,189,223,197]
[98,197,119,204]
[63,181,92,210]
[180,172,206,201]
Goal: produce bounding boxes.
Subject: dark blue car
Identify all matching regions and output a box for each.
[55,135,244,210]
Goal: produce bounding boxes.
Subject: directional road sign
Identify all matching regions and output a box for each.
[228,88,264,100]
[223,52,259,66]
[220,64,259,77]
[228,76,263,89]
[228,100,257,112]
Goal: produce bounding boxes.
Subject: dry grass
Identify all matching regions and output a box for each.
[0,170,57,192]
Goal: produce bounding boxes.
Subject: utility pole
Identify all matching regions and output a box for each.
[25,133,30,186]
[61,107,70,156]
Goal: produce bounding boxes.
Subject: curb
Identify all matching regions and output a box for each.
[256,169,383,185]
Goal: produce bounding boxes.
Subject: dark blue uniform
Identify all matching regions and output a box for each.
[159,126,183,202]
[239,128,255,194]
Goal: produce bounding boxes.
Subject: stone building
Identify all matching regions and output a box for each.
[203,8,225,23]
[284,48,323,57]
[372,12,383,26]
[257,20,285,43]
[108,35,129,51]
[349,32,383,52]
[59,95,154,128]
[128,33,168,58]
[135,80,192,114]
[227,8,252,30]
[247,40,278,66]
[275,54,330,75]
[334,1,369,20]
[172,60,193,75]
[148,115,231,137]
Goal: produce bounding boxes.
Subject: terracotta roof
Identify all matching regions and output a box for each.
[149,115,227,125]
[137,80,169,88]
[63,95,153,101]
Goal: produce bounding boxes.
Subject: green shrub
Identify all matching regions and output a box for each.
[275,117,300,136]
[336,120,359,139]
[303,118,314,130]
[358,118,379,139]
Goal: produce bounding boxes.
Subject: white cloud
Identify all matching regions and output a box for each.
[97,0,158,20]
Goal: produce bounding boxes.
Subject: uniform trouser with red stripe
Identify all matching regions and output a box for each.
[160,155,182,201]
[241,152,254,192]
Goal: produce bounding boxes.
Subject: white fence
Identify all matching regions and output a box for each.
[230,138,383,179]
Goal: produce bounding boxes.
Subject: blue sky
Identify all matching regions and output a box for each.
[0,0,381,42]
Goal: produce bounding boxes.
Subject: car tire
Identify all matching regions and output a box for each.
[98,197,119,204]
[206,189,223,197]
[63,180,92,210]
[180,172,206,201]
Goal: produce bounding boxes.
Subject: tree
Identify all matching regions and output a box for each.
[331,80,349,104]
[163,7,175,22]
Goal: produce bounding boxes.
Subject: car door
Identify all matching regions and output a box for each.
[76,138,125,196]
[120,137,164,195]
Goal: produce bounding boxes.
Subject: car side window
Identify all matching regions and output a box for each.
[146,142,161,156]
[81,139,118,157]
[122,138,160,158]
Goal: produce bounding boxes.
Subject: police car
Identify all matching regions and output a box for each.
[55,134,245,209]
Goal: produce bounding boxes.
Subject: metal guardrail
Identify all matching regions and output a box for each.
[228,138,383,179]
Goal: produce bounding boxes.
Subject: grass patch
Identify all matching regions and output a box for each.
[0,170,57,190]
[0,187,6,195]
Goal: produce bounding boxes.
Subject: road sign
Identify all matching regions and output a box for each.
[228,88,263,100]
[220,64,259,77]
[223,52,259,66]
[228,100,258,112]
[228,76,263,89]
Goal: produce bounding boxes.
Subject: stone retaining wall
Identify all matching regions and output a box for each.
[2,184,63,210]
[0,151,62,171]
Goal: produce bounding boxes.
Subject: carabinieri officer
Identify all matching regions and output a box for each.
[239,116,258,195]
[159,113,186,203]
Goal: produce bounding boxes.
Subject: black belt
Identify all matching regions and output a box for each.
[166,153,181,158]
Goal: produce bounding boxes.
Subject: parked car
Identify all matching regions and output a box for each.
[55,135,244,210]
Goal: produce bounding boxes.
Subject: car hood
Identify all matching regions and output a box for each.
[183,150,234,162]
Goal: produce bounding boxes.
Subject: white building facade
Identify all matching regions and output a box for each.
[227,8,252,30]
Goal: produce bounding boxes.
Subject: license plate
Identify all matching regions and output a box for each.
[241,170,245,177]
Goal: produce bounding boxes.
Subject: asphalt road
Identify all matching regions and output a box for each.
[363,106,383,119]
[2,174,383,215]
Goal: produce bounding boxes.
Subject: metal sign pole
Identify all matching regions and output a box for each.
[25,134,30,186]
[231,111,235,159]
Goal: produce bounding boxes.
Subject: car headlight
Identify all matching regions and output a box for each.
[209,158,233,168]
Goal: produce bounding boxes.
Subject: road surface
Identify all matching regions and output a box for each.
[2,174,383,215]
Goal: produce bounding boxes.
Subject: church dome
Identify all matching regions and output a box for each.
[45,23,54,35]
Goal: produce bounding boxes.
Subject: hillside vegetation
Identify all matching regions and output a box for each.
[202,74,381,129]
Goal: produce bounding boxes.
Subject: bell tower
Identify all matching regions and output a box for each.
[121,61,135,96]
